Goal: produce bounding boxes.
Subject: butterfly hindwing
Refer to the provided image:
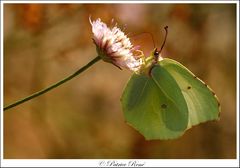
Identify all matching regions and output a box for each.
[121,66,189,140]
[151,65,189,131]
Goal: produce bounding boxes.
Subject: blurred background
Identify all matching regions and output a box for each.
[4,4,236,158]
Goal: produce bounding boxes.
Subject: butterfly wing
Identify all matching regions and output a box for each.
[158,58,220,129]
[121,57,220,140]
[121,67,189,140]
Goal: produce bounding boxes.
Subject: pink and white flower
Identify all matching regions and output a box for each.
[90,18,143,72]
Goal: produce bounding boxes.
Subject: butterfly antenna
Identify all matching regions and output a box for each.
[158,26,168,54]
[129,32,155,48]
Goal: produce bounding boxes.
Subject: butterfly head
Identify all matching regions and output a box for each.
[153,48,160,62]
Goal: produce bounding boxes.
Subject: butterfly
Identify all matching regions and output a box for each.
[121,27,220,140]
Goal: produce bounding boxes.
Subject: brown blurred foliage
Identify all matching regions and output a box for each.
[15,4,46,33]
[4,4,236,159]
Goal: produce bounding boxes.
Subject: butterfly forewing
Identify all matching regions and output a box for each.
[159,58,220,129]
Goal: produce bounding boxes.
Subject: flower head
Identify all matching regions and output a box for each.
[90,17,143,72]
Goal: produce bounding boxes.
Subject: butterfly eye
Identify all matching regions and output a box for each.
[154,50,159,57]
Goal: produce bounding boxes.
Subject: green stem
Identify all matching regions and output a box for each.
[4,56,101,111]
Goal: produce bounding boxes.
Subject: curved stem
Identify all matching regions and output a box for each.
[4,56,101,111]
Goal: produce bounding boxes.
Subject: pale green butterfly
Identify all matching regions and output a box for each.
[121,27,220,140]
